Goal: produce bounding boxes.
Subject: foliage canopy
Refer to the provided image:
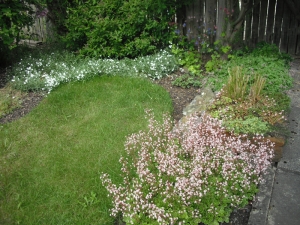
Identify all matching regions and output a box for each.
[63,0,192,58]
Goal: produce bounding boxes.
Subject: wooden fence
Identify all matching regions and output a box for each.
[176,0,300,55]
[21,6,54,44]
[25,16,47,42]
[24,1,300,55]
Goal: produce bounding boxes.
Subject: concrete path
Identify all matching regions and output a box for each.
[248,59,300,225]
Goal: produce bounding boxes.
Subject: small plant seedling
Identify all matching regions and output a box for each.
[78,191,100,208]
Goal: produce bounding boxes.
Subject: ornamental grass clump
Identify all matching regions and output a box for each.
[100,112,274,225]
[223,66,249,101]
[208,66,287,135]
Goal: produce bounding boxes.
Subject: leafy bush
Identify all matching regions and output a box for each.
[63,0,191,58]
[204,42,231,72]
[172,73,202,88]
[0,0,39,67]
[0,0,37,48]
[205,53,222,72]
[251,42,292,64]
[101,112,274,225]
[170,43,203,88]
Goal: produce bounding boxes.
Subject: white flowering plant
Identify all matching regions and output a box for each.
[100,111,274,225]
[9,50,178,93]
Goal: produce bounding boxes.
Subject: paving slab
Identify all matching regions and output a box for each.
[248,166,276,225]
[248,59,300,225]
[265,60,300,225]
[266,169,300,225]
[277,106,300,174]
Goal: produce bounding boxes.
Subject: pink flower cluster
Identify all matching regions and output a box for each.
[100,112,274,224]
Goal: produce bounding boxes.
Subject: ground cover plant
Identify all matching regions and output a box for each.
[169,42,292,136]
[206,43,293,94]
[101,112,274,225]
[0,76,173,224]
[207,66,288,135]
[8,49,178,93]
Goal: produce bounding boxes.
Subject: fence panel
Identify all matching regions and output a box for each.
[273,0,284,46]
[251,0,260,46]
[266,0,276,43]
[287,15,298,54]
[216,0,226,40]
[280,4,291,53]
[258,0,268,42]
[205,0,217,44]
[176,0,300,55]
[245,1,253,46]
[23,1,300,55]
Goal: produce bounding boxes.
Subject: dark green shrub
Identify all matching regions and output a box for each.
[0,0,40,67]
[63,0,191,58]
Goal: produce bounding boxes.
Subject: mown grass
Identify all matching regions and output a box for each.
[0,75,173,224]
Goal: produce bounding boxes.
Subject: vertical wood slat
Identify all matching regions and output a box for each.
[296,29,300,55]
[194,0,205,49]
[273,0,284,46]
[287,13,297,55]
[258,0,268,42]
[176,0,300,55]
[280,3,291,53]
[251,0,261,46]
[266,0,276,43]
[176,3,186,36]
[234,0,244,44]
[216,0,226,41]
[296,25,300,55]
[182,0,205,40]
[195,0,205,39]
[185,3,196,40]
[245,0,254,45]
[205,0,217,44]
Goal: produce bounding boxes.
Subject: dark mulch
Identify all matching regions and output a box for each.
[0,69,251,224]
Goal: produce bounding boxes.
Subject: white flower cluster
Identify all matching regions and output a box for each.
[10,50,178,93]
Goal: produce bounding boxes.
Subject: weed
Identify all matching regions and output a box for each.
[0,85,26,118]
[78,191,100,208]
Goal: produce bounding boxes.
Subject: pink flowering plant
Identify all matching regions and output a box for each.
[100,111,274,225]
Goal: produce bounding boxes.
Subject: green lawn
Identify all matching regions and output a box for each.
[0,75,173,224]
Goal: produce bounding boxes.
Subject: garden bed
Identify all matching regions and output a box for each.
[0,43,294,224]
